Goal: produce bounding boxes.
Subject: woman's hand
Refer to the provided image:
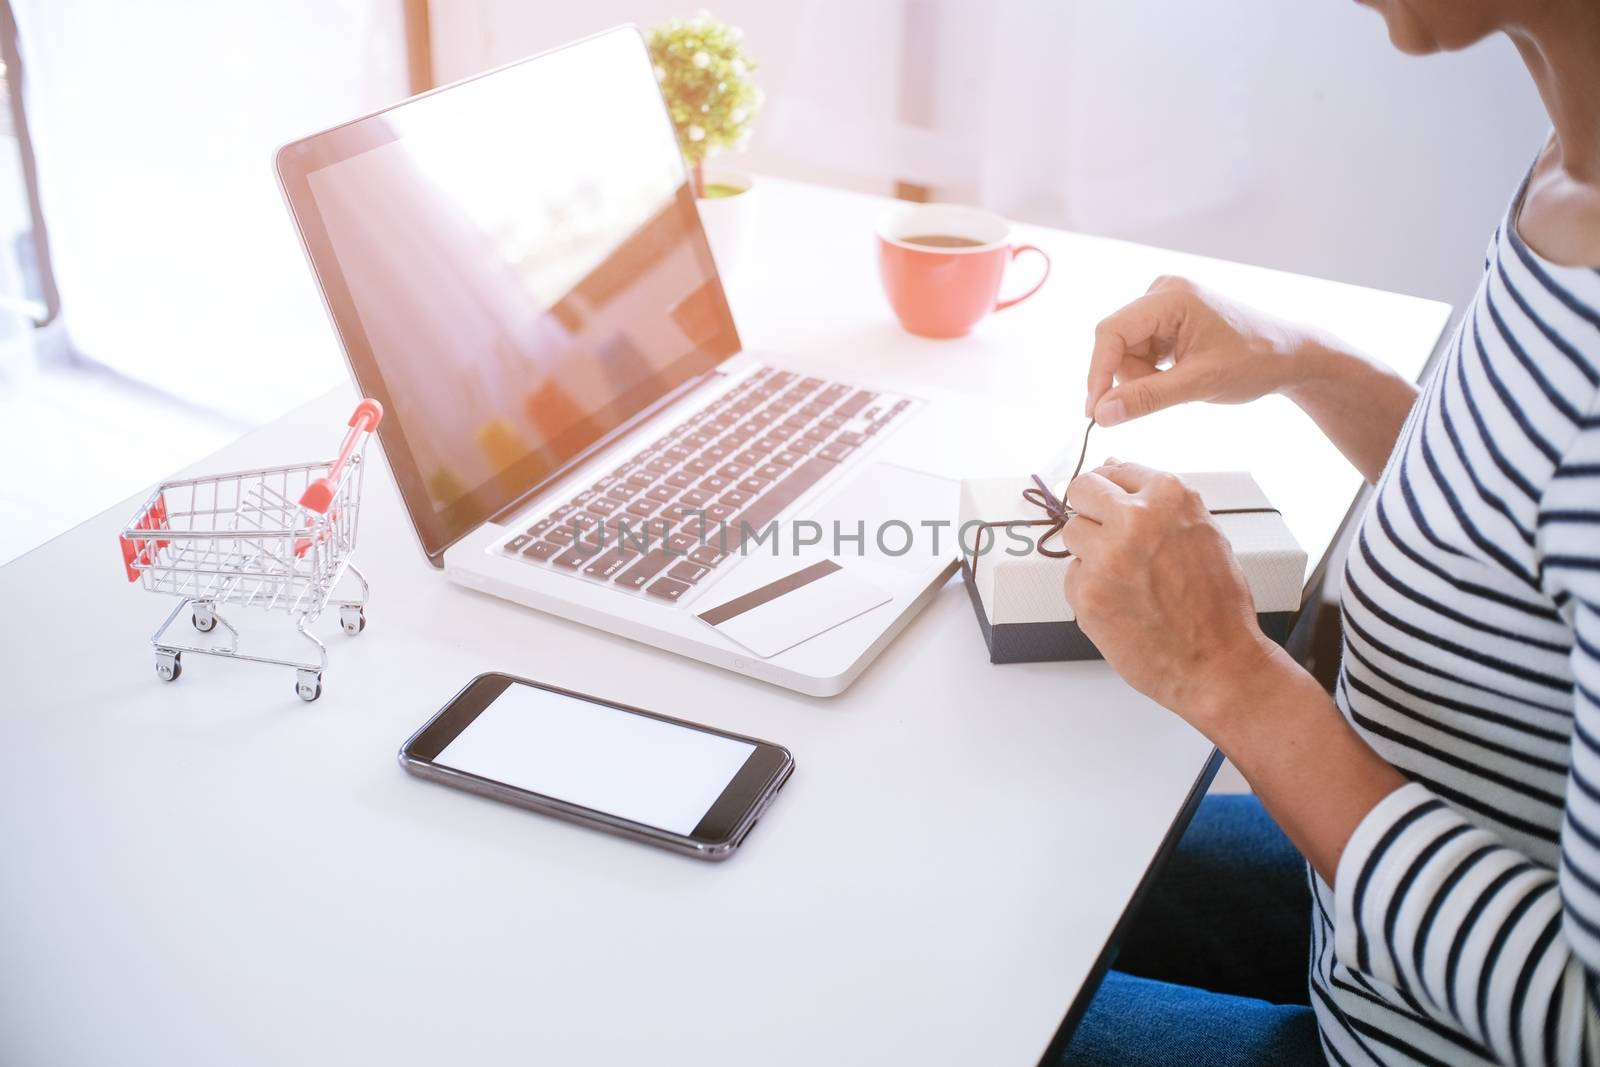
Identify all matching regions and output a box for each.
[1085,275,1320,427]
[1060,459,1285,728]
[1061,459,1406,887]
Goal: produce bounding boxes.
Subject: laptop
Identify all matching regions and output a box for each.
[276,26,970,696]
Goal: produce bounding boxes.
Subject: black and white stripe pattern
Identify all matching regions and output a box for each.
[1312,166,1600,1065]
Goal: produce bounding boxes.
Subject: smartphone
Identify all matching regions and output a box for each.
[399,673,794,861]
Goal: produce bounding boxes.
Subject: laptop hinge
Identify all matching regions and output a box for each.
[485,368,725,527]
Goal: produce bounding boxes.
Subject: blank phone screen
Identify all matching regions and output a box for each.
[435,683,756,835]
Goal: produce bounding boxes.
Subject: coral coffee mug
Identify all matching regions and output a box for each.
[876,204,1051,338]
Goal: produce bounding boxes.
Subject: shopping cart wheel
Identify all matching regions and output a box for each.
[296,669,323,702]
[156,650,182,682]
[192,606,217,633]
[339,606,366,636]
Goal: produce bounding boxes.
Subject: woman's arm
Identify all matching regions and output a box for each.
[1085,276,1418,484]
[1062,445,1600,1066]
[1058,459,1405,880]
[1280,338,1421,485]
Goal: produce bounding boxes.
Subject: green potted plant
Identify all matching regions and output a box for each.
[648,12,761,275]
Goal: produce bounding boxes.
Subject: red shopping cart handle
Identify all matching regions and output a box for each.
[299,399,383,515]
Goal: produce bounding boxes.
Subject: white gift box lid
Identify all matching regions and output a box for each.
[958,471,1308,626]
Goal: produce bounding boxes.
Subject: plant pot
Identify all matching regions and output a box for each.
[695,169,755,280]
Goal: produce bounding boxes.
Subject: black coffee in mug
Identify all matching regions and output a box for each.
[902,234,986,249]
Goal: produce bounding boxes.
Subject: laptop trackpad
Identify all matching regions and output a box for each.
[696,560,892,659]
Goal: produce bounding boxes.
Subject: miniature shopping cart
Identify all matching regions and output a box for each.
[118,399,384,701]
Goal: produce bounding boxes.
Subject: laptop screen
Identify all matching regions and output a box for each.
[277,28,739,562]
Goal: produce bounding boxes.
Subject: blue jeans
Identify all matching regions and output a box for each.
[1059,795,1326,1067]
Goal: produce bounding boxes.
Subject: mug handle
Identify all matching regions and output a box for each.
[994,244,1051,312]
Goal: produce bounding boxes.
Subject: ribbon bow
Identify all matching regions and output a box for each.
[1022,475,1074,559]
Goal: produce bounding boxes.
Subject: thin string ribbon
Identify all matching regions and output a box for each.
[1021,475,1073,559]
[970,416,1282,582]
[1018,418,1094,559]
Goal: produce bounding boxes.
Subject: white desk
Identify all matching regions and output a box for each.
[0,178,1448,1066]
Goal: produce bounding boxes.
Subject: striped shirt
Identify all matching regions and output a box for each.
[1313,160,1600,1065]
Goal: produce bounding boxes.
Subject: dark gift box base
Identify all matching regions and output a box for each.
[960,560,1297,664]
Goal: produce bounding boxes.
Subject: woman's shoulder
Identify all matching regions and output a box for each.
[1513,135,1600,271]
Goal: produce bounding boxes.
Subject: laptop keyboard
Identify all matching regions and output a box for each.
[500,367,913,604]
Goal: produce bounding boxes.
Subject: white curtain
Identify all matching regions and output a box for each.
[754,0,1543,306]
[14,0,407,422]
[758,1,1254,232]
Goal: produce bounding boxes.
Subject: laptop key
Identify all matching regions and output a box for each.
[645,577,692,602]
[661,503,698,523]
[521,540,562,562]
[706,502,738,522]
[756,464,784,480]
[625,498,660,519]
[817,442,854,462]
[585,499,617,517]
[665,470,695,489]
[617,518,670,551]
[583,547,638,579]
[836,430,866,447]
[720,488,752,507]
[646,485,677,503]
[736,455,840,537]
[544,526,575,546]
[738,477,769,494]
[735,449,765,467]
[770,450,801,467]
[717,463,748,479]
[615,549,673,590]
[668,561,710,584]
[552,546,593,570]
[506,533,534,553]
[700,474,732,493]
[666,531,697,555]
[680,488,713,507]
[685,457,713,476]
[688,545,728,567]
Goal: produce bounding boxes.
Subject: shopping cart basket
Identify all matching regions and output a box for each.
[118,399,384,701]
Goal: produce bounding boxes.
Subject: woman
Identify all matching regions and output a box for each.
[1059,2,1600,1064]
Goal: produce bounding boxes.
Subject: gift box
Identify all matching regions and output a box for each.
[958,472,1307,664]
